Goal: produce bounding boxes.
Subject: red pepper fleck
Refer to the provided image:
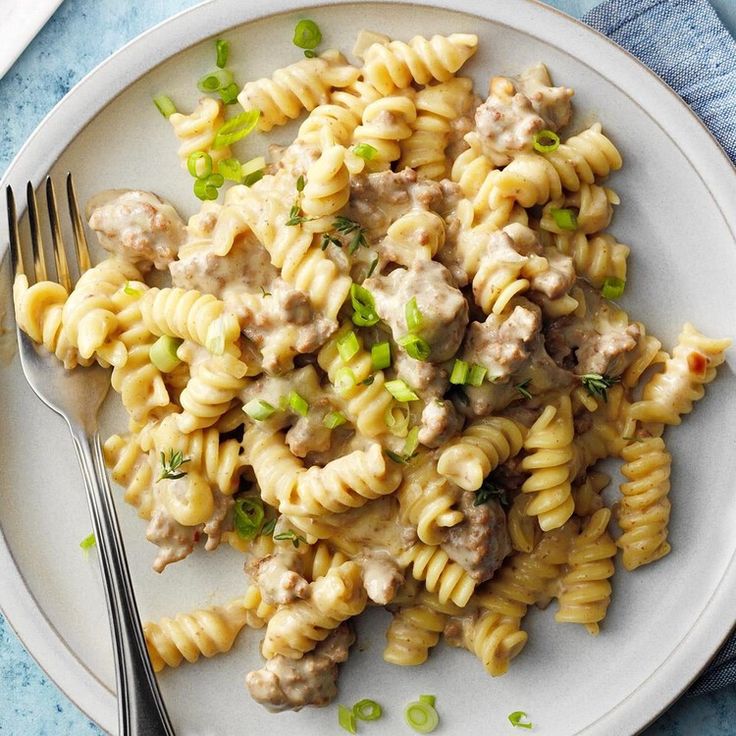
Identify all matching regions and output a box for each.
[193,531,201,543]
[687,351,708,378]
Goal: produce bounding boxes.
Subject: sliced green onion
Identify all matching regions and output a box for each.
[193,176,221,201]
[79,532,96,551]
[288,391,309,417]
[197,68,234,93]
[153,94,176,118]
[219,82,240,105]
[242,156,266,176]
[218,158,242,182]
[323,411,347,429]
[354,699,382,721]
[123,281,141,297]
[233,498,264,540]
[213,109,260,149]
[293,19,322,50]
[419,695,436,707]
[244,399,277,421]
[405,296,423,332]
[353,143,377,161]
[550,207,578,231]
[385,379,419,402]
[533,129,560,153]
[384,404,410,436]
[304,49,317,58]
[337,330,360,363]
[601,276,625,300]
[450,359,469,385]
[243,170,264,187]
[350,283,379,327]
[468,364,487,387]
[398,333,431,362]
[371,341,391,370]
[187,151,213,179]
[338,704,357,734]
[205,316,226,354]
[403,426,420,457]
[334,366,357,395]
[215,39,229,68]
[405,700,439,734]
[149,335,183,373]
[508,711,533,729]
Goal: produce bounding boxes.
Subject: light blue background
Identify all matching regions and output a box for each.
[1,1,735,734]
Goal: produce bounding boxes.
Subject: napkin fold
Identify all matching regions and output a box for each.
[582,0,736,165]
[581,0,736,696]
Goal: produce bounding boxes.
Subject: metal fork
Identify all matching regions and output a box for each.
[6,175,176,736]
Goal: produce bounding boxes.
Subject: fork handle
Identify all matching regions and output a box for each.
[70,425,176,736]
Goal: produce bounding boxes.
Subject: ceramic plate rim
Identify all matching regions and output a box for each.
[1,1,735,734]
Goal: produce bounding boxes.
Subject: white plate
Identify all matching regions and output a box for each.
[1,1,735,735]
[0,0,64,79]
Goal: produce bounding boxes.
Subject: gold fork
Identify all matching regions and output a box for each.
[7,175,176,736]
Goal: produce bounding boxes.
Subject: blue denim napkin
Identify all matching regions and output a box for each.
[581,0,736,696]
[582,0,736,165]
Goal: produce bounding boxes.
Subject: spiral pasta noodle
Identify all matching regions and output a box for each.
[352,94,417,170]
[168,97,232,171]
[384,604,448,666]
[401,543,476,607]
[301,144,351,218]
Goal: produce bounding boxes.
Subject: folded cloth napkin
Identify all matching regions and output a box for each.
[581,0,736,696]
[582,0,736,165]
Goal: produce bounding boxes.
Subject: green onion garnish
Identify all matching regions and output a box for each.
[218,158,242,182]
[288,391,309,417]
[215,39,229,69]
[405,700,439,734]
[350,283,379,327]
[242,156,266,176]
[233,498,265,540]
[187,151,213,179]
[601,276,625,300]
[405,296,423,332]
[193,174,223,201]
[149,335,183,373]
[450,359,469,385]
[273,529,306,548]
[371,341,391,370]
[123,281,141,297]
[353,143,377,161]
[385,379,419,402]
[213,109,260,148]
[334,366,357,394]
[293,19,322,50]
[533,129,560,153]
[468,364,487,386]
[244,399,277,421]
[337,330,360,363]
[419,695,436,707]
[197,68,234,94]
[508,711,533,729]
[153,94,176,118]
[580,372,619,402]
[338,704,357,734]
[204,316,227,354]
[323,411,347,429]
[219,82,240,105]
[515,379,533,399]
[158,449,190,481]
[353,699,382,721]
[403,426,420,457]
[550,207,578,231]
[304,49,316,58]
[79,532,96,551]
[398,333,431,362]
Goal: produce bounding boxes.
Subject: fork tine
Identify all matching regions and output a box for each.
[6,186,25,278]
[66,173,91,274]
[27,181,48,283]
[46,177,72,291]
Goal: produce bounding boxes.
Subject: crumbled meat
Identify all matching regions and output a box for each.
[246,551,310,605]
[146,506,198,573]
[462,304,541,381]
[529,249,575,299]
[516,63,574,131]
[87,190,186,271]
[364,259,468,363]
[286,402,333,458]
[441,492,511,582]
[357,551,404,605]
[418,399,463,449]
[202,491,233,551]
[169,229,277,298]
[246,623,354,711]
[576,322,641,376]
[394,350,449,398]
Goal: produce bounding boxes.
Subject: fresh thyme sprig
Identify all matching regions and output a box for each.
[158,449,190,481]
[580,373,620,402]
[273,529,307,548]
[474,479,509,507]
[515,379,532,400]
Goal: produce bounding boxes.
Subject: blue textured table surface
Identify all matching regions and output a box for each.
[1,1,735,734]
